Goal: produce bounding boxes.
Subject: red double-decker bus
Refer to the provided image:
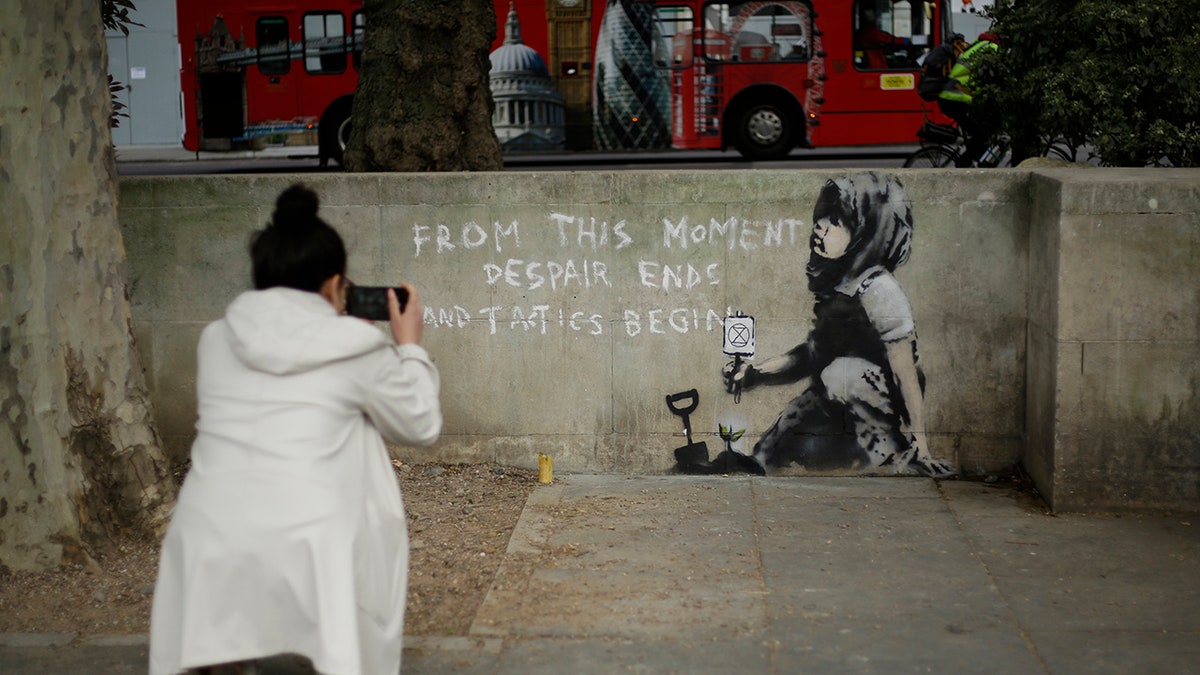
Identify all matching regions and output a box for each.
[176,0,953,163]
[636,0,952,159]
[177,0,365,165]
[177,0,558,165]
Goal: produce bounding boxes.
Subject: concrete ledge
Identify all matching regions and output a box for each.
[0,633,78,647]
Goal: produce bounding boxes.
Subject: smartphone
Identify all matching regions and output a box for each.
[345,286,409,321]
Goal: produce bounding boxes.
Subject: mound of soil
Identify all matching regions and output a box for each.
[0,463,537,637]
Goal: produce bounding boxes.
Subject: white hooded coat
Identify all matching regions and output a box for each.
[149,288,441,675]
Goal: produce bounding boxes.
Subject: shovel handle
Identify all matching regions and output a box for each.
[665,389,700,417]
[732,356,743,404]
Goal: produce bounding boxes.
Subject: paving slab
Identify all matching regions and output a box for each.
[0,643,149,674]
[4,474,1199,674]
[1030,629,1200,675]
[472,475,768,643]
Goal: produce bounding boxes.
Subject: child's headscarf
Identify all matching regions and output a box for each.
[806,172,913,295]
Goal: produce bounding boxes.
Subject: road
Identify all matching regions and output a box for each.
[115,145,917,175]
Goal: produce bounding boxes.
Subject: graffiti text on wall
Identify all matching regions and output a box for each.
[413,212,806,337]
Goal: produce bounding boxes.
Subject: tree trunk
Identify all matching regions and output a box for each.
[345,0,504,171]
[0,0,176,572]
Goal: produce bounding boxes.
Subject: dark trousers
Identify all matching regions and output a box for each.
[937,99,991,167]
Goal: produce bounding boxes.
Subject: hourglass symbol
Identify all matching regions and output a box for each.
[723,312,755,358]
[723,312,755,404]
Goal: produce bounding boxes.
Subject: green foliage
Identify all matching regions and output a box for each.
[102,0,142,35]
[718,425,746,442]
[108,75,128,130]
[102,0,142,129]
[973,0,1200,166]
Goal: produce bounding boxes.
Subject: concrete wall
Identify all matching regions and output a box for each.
[117,169,1200,512]
[1026,170,1200,512]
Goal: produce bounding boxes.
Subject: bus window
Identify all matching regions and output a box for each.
[304,12,347,74]
[701,2,812,63]
[352,11,365,70]
[653,6,694,68]
[853,0,930,70]
[256,16,290,76]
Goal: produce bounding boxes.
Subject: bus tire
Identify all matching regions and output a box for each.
[732,101,794,161]
[319,96,354,168]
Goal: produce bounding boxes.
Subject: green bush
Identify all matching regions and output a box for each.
[973,0,1200,166]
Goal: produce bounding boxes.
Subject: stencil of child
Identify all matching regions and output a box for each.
[723,172,954,478]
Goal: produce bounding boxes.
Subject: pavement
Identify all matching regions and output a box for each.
[110,143,919,171]
[114,144,322,163]
[3,474,1199,674]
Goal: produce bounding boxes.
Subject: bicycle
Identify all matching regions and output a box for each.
[903,120,1076,168]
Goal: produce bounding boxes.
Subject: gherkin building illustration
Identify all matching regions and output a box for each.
[593,0,671,150]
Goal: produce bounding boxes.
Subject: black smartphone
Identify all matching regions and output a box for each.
[345,286,409,321]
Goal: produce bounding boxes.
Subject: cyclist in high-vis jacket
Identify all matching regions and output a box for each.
[938,34,998,167]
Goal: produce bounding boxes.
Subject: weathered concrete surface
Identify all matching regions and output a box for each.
[117,169,1200,512]
[8,475,1199,673]
[1026,170,1200,512]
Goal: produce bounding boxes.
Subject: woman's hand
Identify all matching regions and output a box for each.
[388,284,423,345]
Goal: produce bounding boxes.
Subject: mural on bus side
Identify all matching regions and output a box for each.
[592,0,827,156]
[679,173,956,477]
[593,0,672,150]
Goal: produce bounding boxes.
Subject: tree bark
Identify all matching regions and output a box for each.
[0,0,176,571]
[345,0,504,171]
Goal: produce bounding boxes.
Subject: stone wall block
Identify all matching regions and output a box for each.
[117,170,1200,512]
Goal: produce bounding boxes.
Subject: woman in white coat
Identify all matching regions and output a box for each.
[149,184,442,675]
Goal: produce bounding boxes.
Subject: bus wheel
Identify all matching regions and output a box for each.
[335,116,353,162]
[319,97,353,167]
[734,102,793,160]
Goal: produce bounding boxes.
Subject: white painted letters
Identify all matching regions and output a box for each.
[410,211,799,339]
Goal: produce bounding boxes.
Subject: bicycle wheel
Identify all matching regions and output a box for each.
[903,145,959,168]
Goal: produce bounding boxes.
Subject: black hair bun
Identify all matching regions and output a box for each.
[271,184,320,227]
